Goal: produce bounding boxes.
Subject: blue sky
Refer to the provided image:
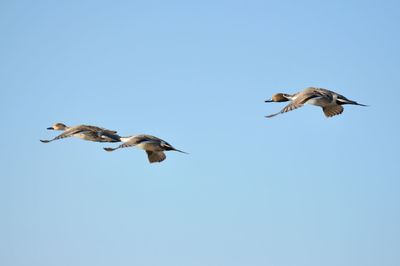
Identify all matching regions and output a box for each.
[1,0,399,265]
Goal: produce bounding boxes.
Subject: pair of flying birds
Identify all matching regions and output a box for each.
[40,123,187,163]
[41,87,366,163]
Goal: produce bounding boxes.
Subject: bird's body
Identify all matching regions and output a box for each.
[40,123,120,143]
[265,87,366,118]
[103,134,187,163]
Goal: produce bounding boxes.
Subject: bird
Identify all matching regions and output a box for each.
[102,133,187,163]
[40,123,121,143]
[265,87,367,118]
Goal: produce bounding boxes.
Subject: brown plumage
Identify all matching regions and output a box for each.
[265,87,366,118]
[40,123,120,143]
[103,134,187,163]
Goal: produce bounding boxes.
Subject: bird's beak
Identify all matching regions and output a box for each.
[47,127,54,130]
[265,99,273,103]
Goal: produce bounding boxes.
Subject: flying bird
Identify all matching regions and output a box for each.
[103,133,187,163]
[265,87,366,118]
[40,123,120,143]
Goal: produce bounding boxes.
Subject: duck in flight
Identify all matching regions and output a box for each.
[40,123,120,143]
[265,87,367,118]
[102,133,187,163]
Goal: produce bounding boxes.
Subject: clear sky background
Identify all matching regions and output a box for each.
[1,0,399,265]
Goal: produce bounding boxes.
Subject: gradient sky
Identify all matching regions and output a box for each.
[1,0,400,266]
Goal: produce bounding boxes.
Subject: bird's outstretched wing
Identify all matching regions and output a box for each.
[323,105,344,117]
[40,126,92,143]
[146,151,167,163]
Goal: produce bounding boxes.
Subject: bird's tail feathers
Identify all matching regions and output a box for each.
[173,148,188,154]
